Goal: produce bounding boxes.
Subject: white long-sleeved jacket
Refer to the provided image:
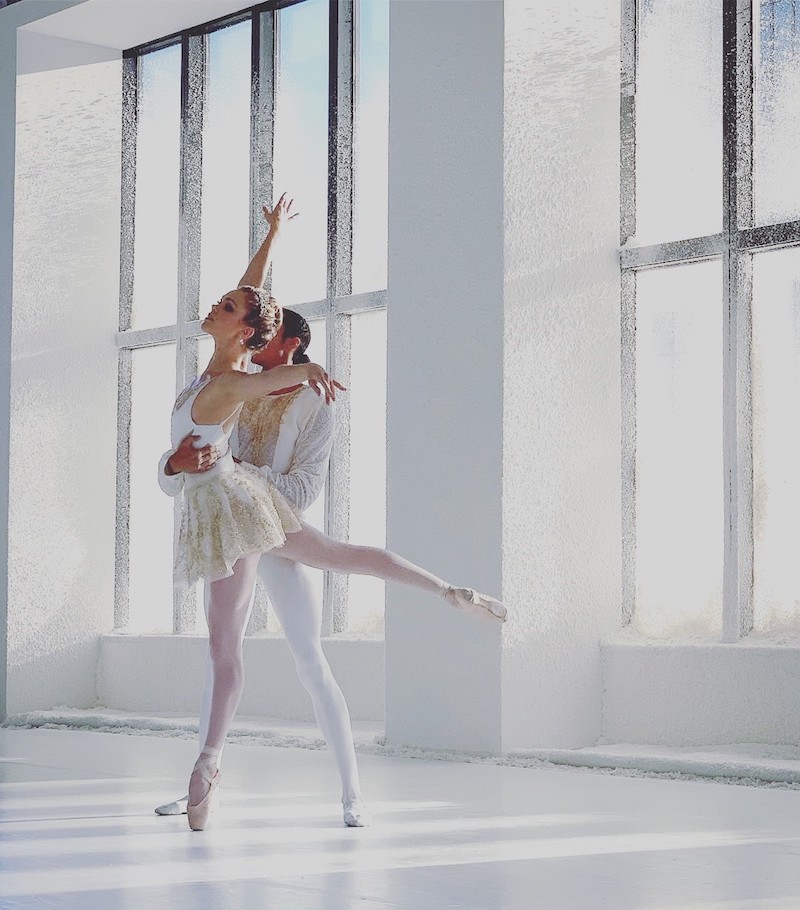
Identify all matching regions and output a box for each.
[158,385,334,513]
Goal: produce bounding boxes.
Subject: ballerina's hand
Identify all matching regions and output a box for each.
[263,192,299,233]
[305,363,346,405]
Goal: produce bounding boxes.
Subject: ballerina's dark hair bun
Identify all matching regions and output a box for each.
[239,285,281,350]
[281,308,312,364]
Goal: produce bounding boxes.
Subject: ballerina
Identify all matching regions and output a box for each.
[156,309,371,826]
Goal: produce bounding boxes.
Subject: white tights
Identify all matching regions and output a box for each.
[199,552,362,801]
[198,521,450,797]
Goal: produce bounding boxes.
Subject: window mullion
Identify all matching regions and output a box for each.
[334,289,387,315]
[174,32,206,634]
[250,8,276,265]
[721,0,754,641]
[621,268,636,625]
[119,54,137,333]
[323,0,354,635]
[114,348,133,630]
[621,234,727,269]
[620,0,638,624]
[737,218,800,250]
[115,53,138,630]
[620,0,637,246]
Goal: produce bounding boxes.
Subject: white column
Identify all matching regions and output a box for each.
[385,0,505,753]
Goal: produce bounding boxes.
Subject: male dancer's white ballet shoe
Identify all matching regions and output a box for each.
[343,798,372,827]
[155,795,189,816]
[442,586,507,622]
[187,754,220,831]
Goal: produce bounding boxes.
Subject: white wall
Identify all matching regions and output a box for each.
[500,0,622,751]
[385,0,505,753]
[8,35,121,711]
[602,639,800,745]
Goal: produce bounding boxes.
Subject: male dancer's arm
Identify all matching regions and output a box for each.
[157,449,184,497]
[256,398,335,512]
[157,434,217,497]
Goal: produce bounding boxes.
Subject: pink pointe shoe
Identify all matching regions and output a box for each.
[443,586,507,622]
[187,754,220,831]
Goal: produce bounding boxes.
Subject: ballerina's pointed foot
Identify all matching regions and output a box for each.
[343,798,372,827]
[443,586,507,622]
[187,754,221,831]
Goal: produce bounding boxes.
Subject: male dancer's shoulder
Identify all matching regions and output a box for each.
[295,385,336,424]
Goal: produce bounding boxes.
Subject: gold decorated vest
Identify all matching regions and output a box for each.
[238,387,305,468]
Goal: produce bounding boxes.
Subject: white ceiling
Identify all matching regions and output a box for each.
[20,0,258,50]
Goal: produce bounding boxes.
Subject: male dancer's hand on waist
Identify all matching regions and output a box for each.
[166,433,219,475]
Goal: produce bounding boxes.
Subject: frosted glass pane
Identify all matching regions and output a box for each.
[346,309,386,636]
[133,46,181,329]
[200,22,252,309]
[636,0,722,243]
[128,345,177,632]
[272,0,328,306]
[352,0,389,294]
[303,315,328,372]
[635,261,723,637]
[752,246,800,631]
[754,1,800,225]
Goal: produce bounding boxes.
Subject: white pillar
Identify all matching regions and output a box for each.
[385,0,505,753]
[386,0,623,753]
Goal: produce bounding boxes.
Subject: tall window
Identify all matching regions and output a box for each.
[622,0,800,639]
[116,0,389,637]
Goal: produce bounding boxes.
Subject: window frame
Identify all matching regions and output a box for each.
[621,0,800,640]
[116,0,388,636]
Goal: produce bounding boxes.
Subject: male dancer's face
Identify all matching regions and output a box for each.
[252,326,294,372]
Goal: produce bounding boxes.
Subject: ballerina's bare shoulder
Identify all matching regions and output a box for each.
[190,373,247,428]
[191,369,301,426]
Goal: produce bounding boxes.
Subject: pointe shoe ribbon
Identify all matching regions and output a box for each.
[444,586,507,622]
[187,758,220,831]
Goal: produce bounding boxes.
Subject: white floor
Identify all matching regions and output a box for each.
[2,729,800,909]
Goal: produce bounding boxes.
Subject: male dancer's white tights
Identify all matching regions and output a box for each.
[197,521,449,800]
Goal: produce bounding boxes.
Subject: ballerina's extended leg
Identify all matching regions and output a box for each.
[275,522,506,622]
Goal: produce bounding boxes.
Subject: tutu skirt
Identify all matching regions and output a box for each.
[175,463,301,585]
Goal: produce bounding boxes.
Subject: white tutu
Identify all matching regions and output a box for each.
[175,462,301,585]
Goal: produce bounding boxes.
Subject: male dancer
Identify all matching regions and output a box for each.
[155,199,370,827]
